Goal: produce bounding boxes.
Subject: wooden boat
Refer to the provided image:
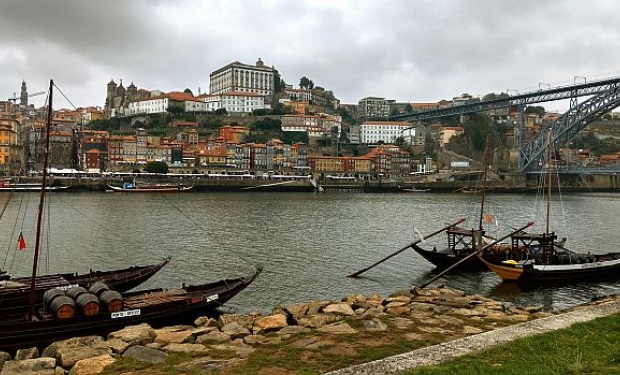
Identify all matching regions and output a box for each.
[0,257,171,318]
[0,267,262,352]
[106,182,193,192]
[411,137,524,271]
[400,187,430,193]
[479,131,620,283]
[477,233,620,283]
[411,226,517,271]
[0,80,260,353]
[0,182,70,192]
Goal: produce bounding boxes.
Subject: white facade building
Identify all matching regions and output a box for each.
[125,93,206,116]
[209,58,275,97]
[359,121,411,144]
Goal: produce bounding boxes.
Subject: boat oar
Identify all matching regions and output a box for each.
[419,221,534,288]
[347,218,466,278]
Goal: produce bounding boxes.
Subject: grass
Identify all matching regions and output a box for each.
[402,313,620,375]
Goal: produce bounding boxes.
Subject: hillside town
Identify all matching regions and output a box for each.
[1,57,619,177]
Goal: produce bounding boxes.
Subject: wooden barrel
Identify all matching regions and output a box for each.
[43,288,66,313]
[100,290,123,312]
[75,292,101,316]
[88,282,110,297]
[49,295,76,319]
[65,286,88,300]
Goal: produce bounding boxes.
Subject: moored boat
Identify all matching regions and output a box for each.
[106,182,193,192]
[0,257,171,318]
[0,267,262,352]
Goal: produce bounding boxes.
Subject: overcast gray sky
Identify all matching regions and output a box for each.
[1,0,619,111]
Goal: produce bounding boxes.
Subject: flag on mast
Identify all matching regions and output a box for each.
[18,231,26,250]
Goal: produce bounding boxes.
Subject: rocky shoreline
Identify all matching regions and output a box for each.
[0,285,578,375]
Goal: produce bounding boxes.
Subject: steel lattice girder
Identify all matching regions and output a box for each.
[519,86,620,172]
[391,76,620,123]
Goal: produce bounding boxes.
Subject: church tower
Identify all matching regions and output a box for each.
[20,80,28,106]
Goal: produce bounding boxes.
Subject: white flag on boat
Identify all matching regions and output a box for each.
[414,227,427,244]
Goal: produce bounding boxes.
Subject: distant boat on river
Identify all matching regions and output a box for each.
[106,181,193,192]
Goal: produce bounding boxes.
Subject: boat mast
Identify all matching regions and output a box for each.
[478,134,491,232]
[546,130,552,234]
[28,79,53,321]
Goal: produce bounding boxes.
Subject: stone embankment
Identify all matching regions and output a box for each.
[0,285,557,375]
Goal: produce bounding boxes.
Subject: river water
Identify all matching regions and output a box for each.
[1,190,620,314]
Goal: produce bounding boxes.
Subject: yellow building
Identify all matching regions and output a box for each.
[0,115,20,173]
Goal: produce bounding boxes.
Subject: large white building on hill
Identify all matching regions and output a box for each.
[209,58,275,98]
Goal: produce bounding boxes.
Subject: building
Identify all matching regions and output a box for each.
[125,92,205,116]
[0,114,20,173]
[439,126,465,147]
[359,121,411,144]
[358,97,391,120]
[209,58,275,98]
[105,80,151,118]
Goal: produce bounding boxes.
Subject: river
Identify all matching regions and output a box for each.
[1,190,620,314]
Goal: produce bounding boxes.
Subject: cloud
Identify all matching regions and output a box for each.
[1,0,620,110]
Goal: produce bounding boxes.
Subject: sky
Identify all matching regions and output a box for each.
[1,0,620,112]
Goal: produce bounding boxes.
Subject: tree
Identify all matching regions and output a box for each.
[183,88,194,96]
[166,105,185,116]
[252,109,268,116]
[404,103,414,113]
[144,161,169,174]
[390,108,400,116]
[214,108,228,116]
[299,76,314,89]
[274,70,286,93]
[395,136,406,146]
[483,92,510,101]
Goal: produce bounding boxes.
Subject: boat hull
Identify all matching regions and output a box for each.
[0,257,171,318]
[0,268,261,353]
[479,254,620,283]
[412,244,511,272]
[106,185,193,193]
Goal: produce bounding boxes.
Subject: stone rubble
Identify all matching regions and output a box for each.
[0,284,560,375]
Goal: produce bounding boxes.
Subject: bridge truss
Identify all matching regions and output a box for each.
[519,85,620,172]
[390,76,620,122]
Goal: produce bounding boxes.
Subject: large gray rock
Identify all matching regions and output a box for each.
[108,323,155,346]
[322,303,355,316]
[42,336,110,369]
[221,322,251,340]
[195,331,232,345]
[67,354,115,375]
[0,352,11,372]
[297,313,341,328]
[15,348,38,360]
[122,346,167,364]
[0,358,56,375]
[161,343,209,354]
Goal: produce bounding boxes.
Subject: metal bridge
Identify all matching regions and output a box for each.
[390,76,620,173]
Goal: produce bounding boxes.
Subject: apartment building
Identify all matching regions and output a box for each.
[357,97,391,119]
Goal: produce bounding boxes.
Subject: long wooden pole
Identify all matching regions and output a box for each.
[419,221,534,288]
[28,79,53,321]
[347,218,466,278]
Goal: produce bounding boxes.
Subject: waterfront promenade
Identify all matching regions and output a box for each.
[15,171,620,192]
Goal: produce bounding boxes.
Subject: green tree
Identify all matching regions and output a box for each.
[404,103,414,113]
[144,161,169,174]
[390,108,400,116]
[274,70,286,93]
[183,88,194,96]
[252,109,268,116]
[395,136,406,146]
[214,108,228,116]
[299,76,314,89]
[166,105,185,116]
[483,92,510,101]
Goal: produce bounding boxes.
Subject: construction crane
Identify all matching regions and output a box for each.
[7,90,46,103]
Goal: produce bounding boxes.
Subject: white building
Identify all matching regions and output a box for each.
[125,92,206,116]
[209,58,275,97]
[359,121,411,144]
